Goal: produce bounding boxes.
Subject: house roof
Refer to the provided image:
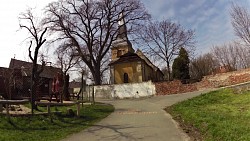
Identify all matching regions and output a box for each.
[136,50,164,76]
[136,50,158,71]
[0,67,11,78]
[109,50,164,75]
[109,52,143,65]
[9,58,61,79]
[69,80,82,88]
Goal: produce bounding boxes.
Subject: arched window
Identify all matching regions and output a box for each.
[124,73,128,83]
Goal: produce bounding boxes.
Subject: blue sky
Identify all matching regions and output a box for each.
[0,0,250,68]
[143,0,250,54]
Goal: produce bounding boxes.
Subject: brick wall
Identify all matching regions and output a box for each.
[155,68,250,95]
[155,80,197,95]
[200,68,250,88]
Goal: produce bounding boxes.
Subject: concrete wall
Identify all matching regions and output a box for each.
[92,81,156,99]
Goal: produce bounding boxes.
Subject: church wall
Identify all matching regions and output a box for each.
[142,62,164,82]
[156,70,164,81]
[114,61,142,84]
[142,62,154,81]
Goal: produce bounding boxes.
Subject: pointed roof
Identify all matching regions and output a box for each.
[117,12,128,40]
[9,58,61,78]
[112,12,133,51]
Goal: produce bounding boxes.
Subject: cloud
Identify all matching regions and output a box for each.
[143,0,177,19]
[142,0,239,55]
[179,0,206,15]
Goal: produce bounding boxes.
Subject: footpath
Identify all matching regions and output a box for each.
[62,89,215,141]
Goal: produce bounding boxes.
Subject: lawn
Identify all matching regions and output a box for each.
[167,88,250,141]
[0,103,114,141]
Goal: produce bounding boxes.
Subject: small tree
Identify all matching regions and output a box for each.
[172,47,190,83]
[19,9,47,114]
[55,44,79,101]
[189,53,217,81]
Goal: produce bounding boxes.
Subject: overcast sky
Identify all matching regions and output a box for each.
[0,0,249,68]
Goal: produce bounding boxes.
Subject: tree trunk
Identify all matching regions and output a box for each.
[63,73,70,101]
[167,61,171,81]
[91,64,101,85]
[92,85,95,105]
[94,73,101,85]
[31,66,38,114]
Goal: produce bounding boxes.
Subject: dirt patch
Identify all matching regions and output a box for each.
[165,107,203,141]
[1,105,31,115]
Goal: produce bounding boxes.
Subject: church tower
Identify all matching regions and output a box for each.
[111,12,134,61]
[109,13,164,84]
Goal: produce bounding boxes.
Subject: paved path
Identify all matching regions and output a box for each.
[62,89,215,141]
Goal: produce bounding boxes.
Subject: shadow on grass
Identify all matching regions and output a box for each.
[0,103,114,132]
[1,118,49,131]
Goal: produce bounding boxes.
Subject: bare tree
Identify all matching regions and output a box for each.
[43,0,149,85]
[211,43,238,71]
[55,44,79,101]
[19,9,47,114]
[231,3,250,46]
[212,41,250,70]
[137,20,195,81]
[234,42,250,69]
[189,53,218,81]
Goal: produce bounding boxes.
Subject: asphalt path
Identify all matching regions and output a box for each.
[62,88,215,141]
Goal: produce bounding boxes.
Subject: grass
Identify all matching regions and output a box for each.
[167,88,250,141]
[0,103,114,141]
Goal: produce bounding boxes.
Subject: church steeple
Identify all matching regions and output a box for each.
[117,12,128,40]
[111,12,134,60]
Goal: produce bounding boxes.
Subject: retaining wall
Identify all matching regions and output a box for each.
[93,81,156,99]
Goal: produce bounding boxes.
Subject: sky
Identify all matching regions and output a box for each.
[0,0,250,68]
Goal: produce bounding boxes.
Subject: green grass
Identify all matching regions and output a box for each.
[0,103,114,141]
[167,88,250,141]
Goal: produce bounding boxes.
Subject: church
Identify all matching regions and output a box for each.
[109,14,164,84]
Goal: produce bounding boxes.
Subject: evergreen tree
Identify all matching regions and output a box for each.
[172,47,190,83]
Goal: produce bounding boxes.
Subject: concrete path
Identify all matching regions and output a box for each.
[62,89,215,141]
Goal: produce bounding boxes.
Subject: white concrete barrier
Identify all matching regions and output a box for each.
[92,81,156,99]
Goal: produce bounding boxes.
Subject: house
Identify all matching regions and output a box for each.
[69,80,82,95]
[109,14,164,84]
[5,58,62,99]
[0,67,12,99]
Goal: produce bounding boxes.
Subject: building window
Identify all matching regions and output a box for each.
[124,73,128,83]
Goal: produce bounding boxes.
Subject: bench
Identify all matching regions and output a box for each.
[35,101,80,117]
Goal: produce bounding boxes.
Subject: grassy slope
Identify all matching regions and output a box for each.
[167,89,250,141]
[0,104,114,141]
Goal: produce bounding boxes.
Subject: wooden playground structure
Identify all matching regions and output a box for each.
[0,72,85,118]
